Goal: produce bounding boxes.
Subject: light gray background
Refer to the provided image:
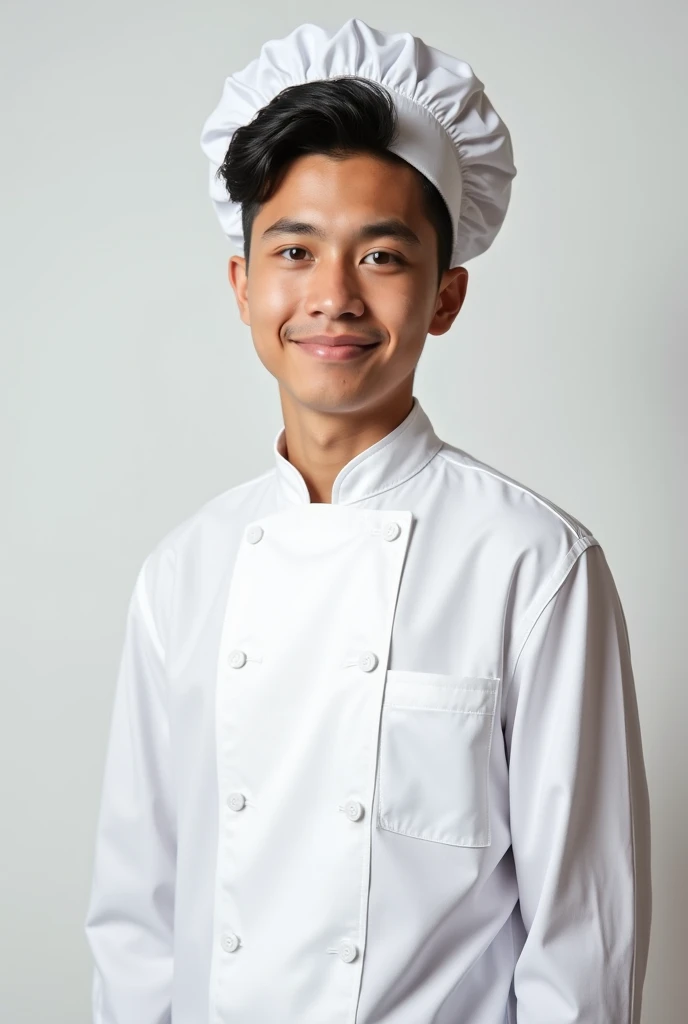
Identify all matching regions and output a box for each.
[2,1,686,1021]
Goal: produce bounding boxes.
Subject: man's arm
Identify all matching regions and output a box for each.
[84,555,176,1024]
[503,542,652,1022]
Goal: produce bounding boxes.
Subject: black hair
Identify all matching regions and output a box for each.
[214,76,453,288]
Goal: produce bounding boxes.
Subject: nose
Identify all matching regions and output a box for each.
[304,255,365,319]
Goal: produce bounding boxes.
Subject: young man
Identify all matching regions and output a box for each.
[84,17,652,1024]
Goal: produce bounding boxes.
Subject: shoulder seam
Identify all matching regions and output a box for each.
[437,448,589,541]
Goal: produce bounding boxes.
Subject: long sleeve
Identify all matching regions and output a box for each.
[503,542,652,1023]
[84,555,177,1024]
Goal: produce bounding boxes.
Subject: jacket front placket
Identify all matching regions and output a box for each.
[208,501,413,1023]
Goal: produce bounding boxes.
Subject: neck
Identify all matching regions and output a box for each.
[278,387,415,504]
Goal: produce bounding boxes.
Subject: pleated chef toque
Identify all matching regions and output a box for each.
[199,16,517,267]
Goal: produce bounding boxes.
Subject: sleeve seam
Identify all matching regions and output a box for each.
[501,535,600,719]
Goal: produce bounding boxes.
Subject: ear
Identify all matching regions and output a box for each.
[427,267,468,336]
[228,256,250,326]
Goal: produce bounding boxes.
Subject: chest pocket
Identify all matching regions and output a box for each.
[377,671,500,848]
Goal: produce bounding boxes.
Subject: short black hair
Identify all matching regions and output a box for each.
[214,76,453,288]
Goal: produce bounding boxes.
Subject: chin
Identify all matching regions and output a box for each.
[281,382,378,415]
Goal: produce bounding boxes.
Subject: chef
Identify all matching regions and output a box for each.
[84,16,652,1024]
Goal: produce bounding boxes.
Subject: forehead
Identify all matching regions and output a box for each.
[255,150,429,232]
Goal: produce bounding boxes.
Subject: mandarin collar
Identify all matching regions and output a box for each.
[272,396,444,507]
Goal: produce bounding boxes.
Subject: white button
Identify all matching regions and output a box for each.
[358,651,378,673]
[227,792,246,811]
[221,931,240,953]
[228,649,247,669]
[383,521,401,542]
[337,938,358,963]
[246,524,264,544]
[345,799,364,821]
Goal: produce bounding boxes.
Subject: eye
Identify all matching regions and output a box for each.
[278,246,312,262]
[276,247,404,265]
[362,251,404,266]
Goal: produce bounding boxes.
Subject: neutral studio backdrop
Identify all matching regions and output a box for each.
[2,1,686,1020]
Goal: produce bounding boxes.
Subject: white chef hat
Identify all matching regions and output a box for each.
[199,16,516,268]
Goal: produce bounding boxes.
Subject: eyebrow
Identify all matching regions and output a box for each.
[260,216,422,248]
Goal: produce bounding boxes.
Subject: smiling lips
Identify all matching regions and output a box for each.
[295,334,379,346]
[291,335,381,361]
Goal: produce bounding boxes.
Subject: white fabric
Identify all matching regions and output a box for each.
[199,17,517,267]
[84,396,651,1023]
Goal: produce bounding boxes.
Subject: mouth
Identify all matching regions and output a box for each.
[290,339,382,361]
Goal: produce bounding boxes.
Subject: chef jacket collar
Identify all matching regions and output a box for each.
[273,396,444,506]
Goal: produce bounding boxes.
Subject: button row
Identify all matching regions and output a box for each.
[221,793,362,958]
[224,514,387,972]
[226,791,365,821]
[244,521,403,545]
[227,648,380,672]
[221,930,358,962]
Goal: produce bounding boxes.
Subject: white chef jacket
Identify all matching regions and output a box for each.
[84,395,652,1024]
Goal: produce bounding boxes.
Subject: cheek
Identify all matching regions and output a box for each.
[378,285,430,338]
[247,273,295,335]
